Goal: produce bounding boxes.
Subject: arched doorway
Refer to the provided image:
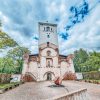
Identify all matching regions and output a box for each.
[47,73,52,80]
[43,71,55,81]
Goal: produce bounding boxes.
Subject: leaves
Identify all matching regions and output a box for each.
[7,46,30,74]
[0,20,31,74]
[0,57,16,74]
[0,31,17,49]
[73,49,100,72]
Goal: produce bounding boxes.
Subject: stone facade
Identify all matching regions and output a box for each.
[22,22,75,81]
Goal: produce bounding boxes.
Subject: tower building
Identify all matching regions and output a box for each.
[22,22,75,81]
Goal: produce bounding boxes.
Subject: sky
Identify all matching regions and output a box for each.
[0,0,100,55]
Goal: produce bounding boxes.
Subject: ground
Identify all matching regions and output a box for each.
[0,81,100,100]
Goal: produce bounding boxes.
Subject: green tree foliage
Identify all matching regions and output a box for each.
[0,57,16,74]
[0,20,30,74]
[0,20,17,49]
[7,46,30,74]
[73,48,89,72]
[73,49,100,72]
[81,51,100,72]
[0,31,18,49]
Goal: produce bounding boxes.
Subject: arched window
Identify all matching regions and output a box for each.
[48,61,50,67]
[47,50,51,56]
[44,27,45,31]
[46,26,50,31]
[46,58,53,67]
[51,28,52,31]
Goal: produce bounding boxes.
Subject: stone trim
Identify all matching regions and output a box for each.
[39,42,58,50]
[38,22,57,26]
[48,88,87,100]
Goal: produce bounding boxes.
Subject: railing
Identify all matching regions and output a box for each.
[47,88,89,100]
[25,72,37,81]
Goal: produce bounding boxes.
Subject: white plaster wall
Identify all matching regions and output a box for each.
[40,57,46,67]
[39,24,58,46]
[40,48,58,68]
[37,67,61,81]
[22,63,28,74]
[41,48,57,57]
[28,62,38,77]
[28,62,37,72]
[68,59,75,73]
[61,61,69,76]
[53,57,58,67]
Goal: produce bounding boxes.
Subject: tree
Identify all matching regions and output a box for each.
[0,20,17,49]
[73,49,100,72]
[0,57,16,73]
[0,31,18,49]
[7,46,30,74]
[73,48,89,72]
[82,51,100,71]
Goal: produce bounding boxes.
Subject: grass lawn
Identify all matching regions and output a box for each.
[0,82,20,89]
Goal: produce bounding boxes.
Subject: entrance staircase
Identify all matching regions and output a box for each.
[24,72,37,82]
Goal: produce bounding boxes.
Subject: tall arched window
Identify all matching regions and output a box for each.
[51,28,52,31]
[46,26,50,31]
[44,27,45,31]
[48,61,50,67]
[47,50,51,56]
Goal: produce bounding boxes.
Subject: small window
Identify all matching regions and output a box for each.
[47,33,50,38]
[47,51,51,56]
[44,27,45,31]
[47,34,50,38]
[46,26,50,31]
[48,61,50,67]
[47,42,49,47]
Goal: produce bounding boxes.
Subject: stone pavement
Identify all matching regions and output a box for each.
[0,81,100,100]
[67,81,100,100]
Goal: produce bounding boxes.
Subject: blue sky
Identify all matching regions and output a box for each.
[0,0,100,55]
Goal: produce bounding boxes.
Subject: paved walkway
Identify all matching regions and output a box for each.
[0,81,100,100]
[63,81,100,100]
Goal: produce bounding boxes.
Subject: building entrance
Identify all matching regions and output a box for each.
[47,73,52,80]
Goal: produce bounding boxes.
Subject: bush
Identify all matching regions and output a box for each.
[0,73,11,83]
[83,71,100,80]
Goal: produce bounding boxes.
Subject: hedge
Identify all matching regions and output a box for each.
[0,73,11,83]
[82,71,100,80]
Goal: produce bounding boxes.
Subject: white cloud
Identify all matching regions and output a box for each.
[60,4,100,55]
[0,0,100,56]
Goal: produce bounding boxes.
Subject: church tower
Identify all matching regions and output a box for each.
[38,22,58,48]
[22,22,75,82]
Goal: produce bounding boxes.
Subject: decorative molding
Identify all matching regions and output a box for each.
[39,42,58,50]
